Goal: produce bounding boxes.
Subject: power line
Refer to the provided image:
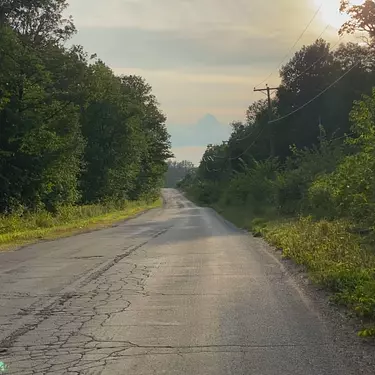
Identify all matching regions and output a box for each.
[233,124,260,142]
[203,60,358,167]
[209,127,266,163]
[202,31,351,167]
[288,34,346,84]
[269,60,360,124]
[207,125,261,161]
[202,155,225,173]
[228,126,266,161]
[248,35,348,139]
[255,3,324,88]
[239,31,344,147]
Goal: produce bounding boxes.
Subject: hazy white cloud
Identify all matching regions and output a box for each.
[168,114,231,147]
[112,66,278,124]
[171,146,208,166]
[66,0,346,162]
[68,0,340,33]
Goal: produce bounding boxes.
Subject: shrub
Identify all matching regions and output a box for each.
[262,217,375,320]
[275,132,343,215]
[307,90,375,226]
[223,159,278,212]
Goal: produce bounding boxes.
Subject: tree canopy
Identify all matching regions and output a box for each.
[165,160,195,188]
[192,36,375,181]
[340,0,375,41]
[179,2,375,220]
[0,0,172,213]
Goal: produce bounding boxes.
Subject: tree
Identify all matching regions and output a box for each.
[340,0,375,42]
[227,101,270,170]
[198,144,230,182]
[275,39,338,155]
[0,25,84,212]
[79,62,137,202]
[1,0,75,46]
[79,67,172,203]
[165,160,195,188]
[0,1,172,213]
[121,75,173,200]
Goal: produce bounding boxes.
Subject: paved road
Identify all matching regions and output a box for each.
[0,189,370,374]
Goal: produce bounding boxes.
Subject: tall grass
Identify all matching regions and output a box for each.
[255,217,375,336]
[0,199,161,250]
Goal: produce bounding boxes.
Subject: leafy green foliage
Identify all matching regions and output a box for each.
[0,24,85,212]
[0,3,171,214]
[165,160,195,188]
[308,90,375,225]
[0,199,161,250]
[340,0,375,41]
[276,131,344,215]
[223,159,278,211]
[178,6,375,334]
[260,218,375,321]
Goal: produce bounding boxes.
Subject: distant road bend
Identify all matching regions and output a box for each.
[0,189,371,374]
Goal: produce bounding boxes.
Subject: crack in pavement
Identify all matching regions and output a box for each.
[2,278,155,373]
[0,227,171,371]
[2,190,374,375]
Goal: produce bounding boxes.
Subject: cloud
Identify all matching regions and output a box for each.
[68,0,328,33]
[66,0,345,162]
[171,146,208,166]
[71,26,299,71]
[112,66,277,124]
[68,0,341,73]
[168,114,231,148]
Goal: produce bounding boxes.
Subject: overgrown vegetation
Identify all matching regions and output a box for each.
[165,160,195,188]
[260,218,375,335]
[0,199,161,251]
[178,1,375,335]
[0,1,171,244]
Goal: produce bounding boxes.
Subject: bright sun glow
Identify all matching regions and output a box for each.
[314,0,365,29]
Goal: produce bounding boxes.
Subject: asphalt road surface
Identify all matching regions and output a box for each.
[0,189,372,374]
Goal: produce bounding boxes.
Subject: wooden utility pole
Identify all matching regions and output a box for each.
[254,85,278,157]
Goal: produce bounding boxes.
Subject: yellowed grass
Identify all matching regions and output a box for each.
[0,199,162,252]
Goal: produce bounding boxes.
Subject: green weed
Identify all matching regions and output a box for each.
[260,217,375,329]
[0,199,162,251]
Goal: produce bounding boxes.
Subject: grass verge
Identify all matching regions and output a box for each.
[204,201,375,337]
[0,199,162,251]
[255,217,375,336]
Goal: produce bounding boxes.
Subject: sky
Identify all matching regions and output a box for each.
[66,0,353,165]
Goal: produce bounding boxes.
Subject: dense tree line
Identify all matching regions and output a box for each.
[0,0,172,213]
[164,160,195,188]
[179,0,375,228]
[195,37,375,181]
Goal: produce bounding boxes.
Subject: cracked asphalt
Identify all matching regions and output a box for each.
[0,189,373,374]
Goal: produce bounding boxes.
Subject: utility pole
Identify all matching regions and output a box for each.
[254,85,278,157]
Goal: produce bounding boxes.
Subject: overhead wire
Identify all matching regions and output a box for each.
[203,58,358,167]
[236,18,335,147]
[201,3,351,168]
[288,34,347,85]
[255,3,324,89]
[227,127,266,161]
[233,125,260,142]
[268,60,360,124]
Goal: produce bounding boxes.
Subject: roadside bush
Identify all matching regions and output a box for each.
[309,153,375,224]
[308,174,339,219]
[223,159,278,213]
[308,91,375,226]
[187,181,222,205]
[275,132,343,215]
[261,217,375,320]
